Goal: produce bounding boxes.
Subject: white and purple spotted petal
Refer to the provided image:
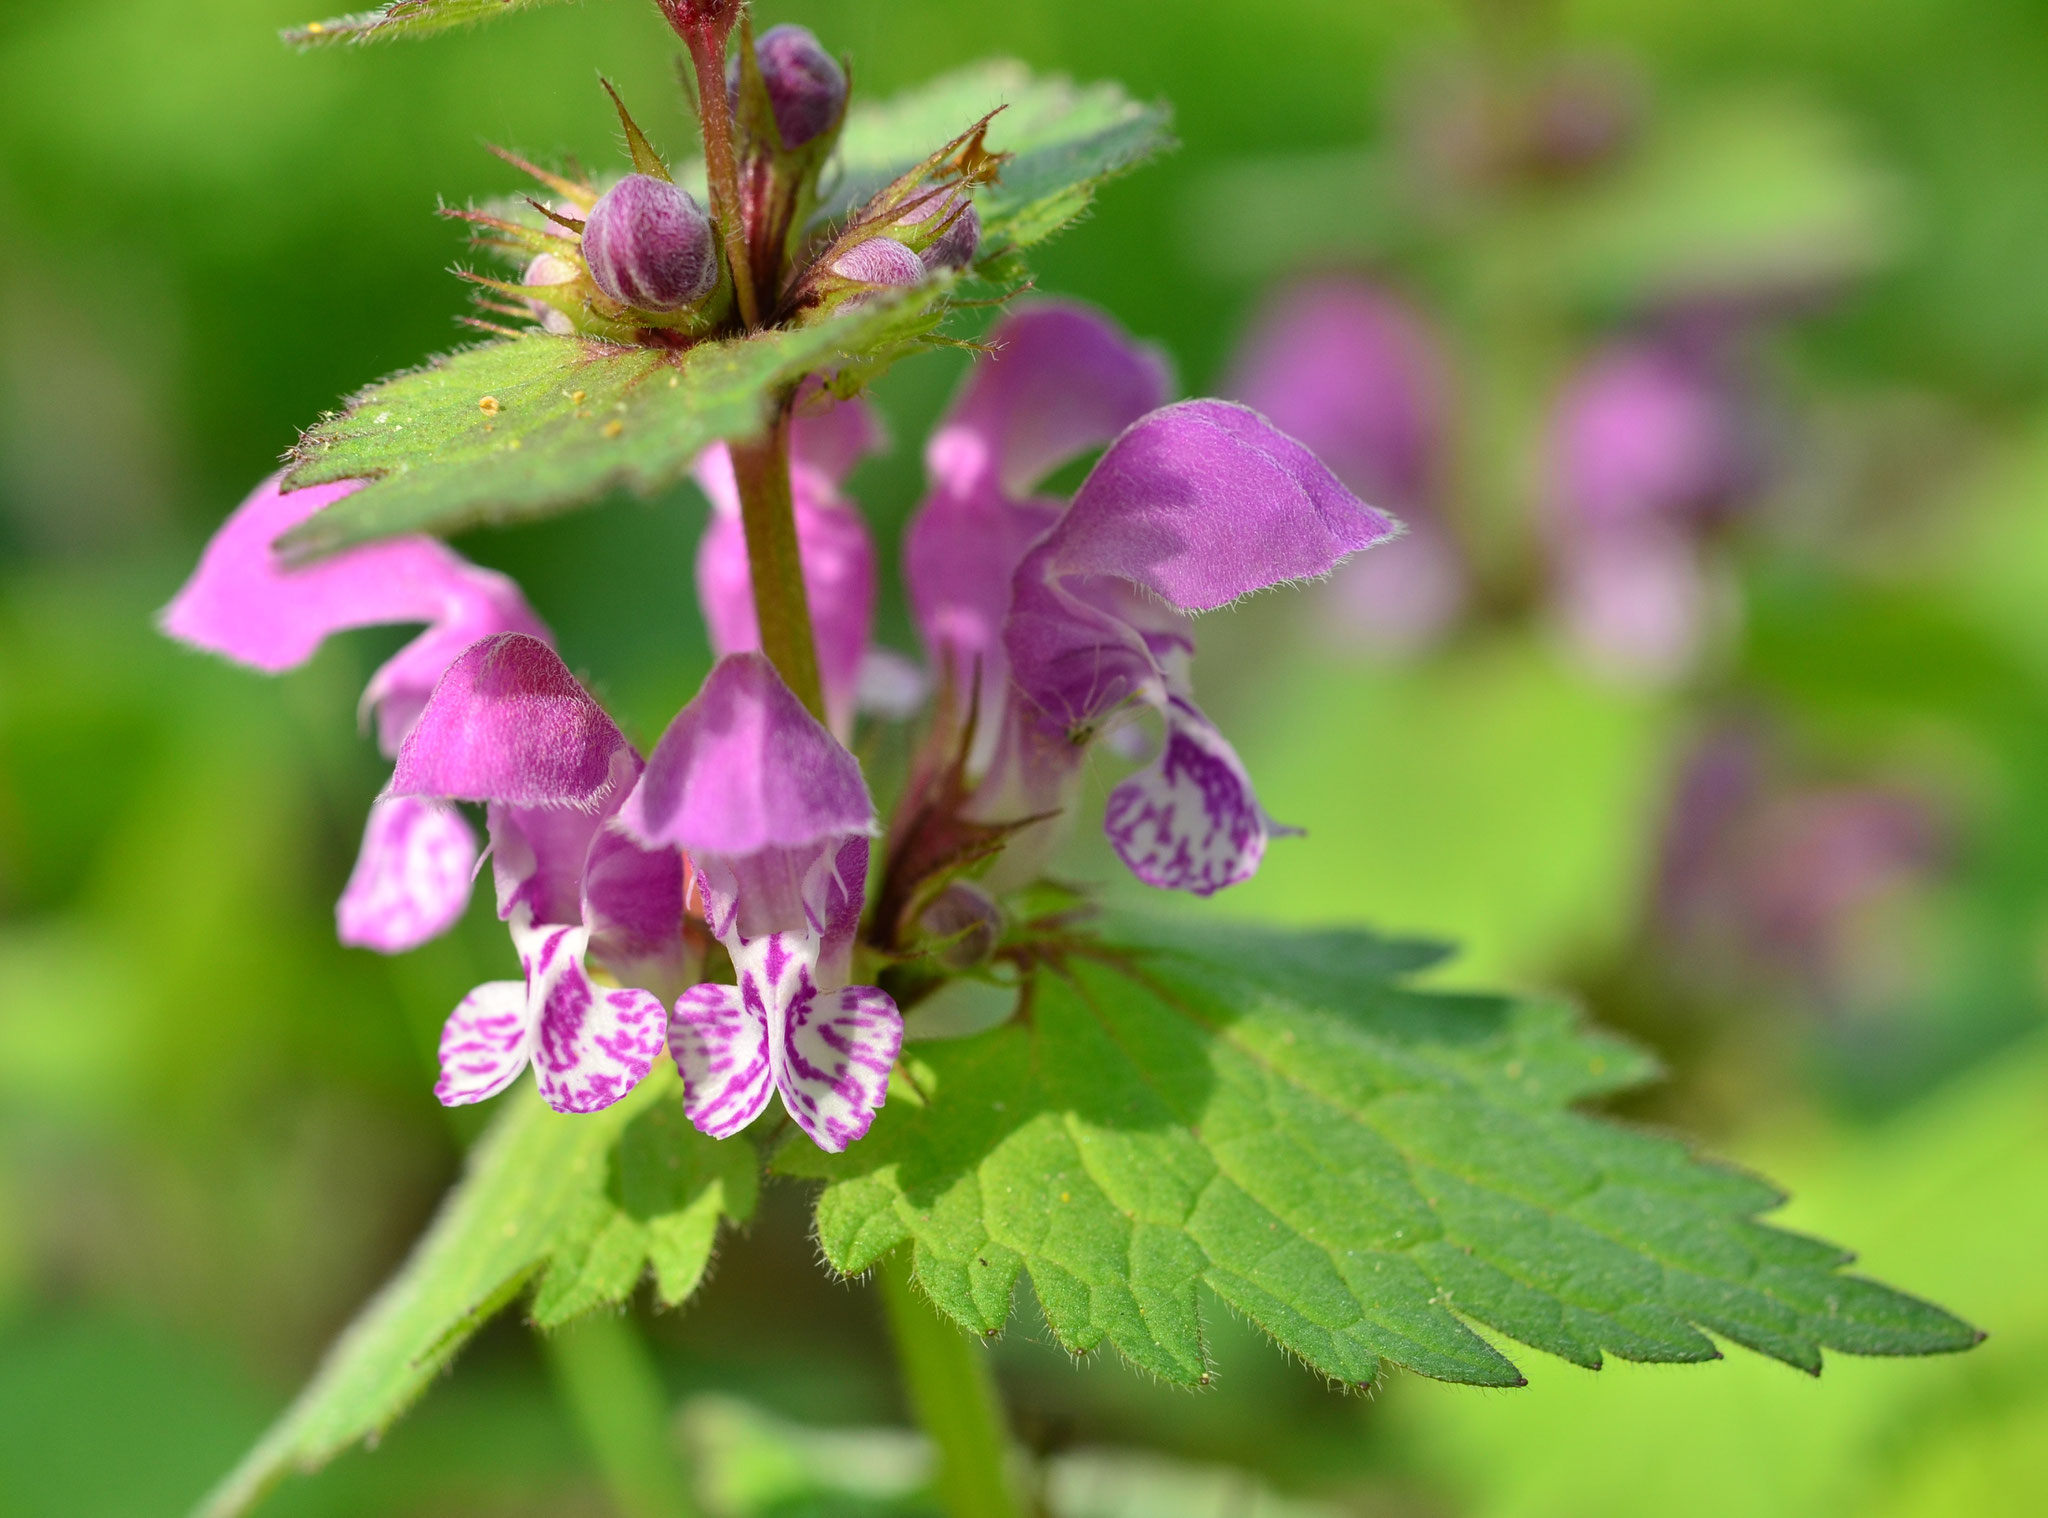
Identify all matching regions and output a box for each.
[1103,698,1270,897]
[775,982,902,1154]
[338,795,479,953]
[520,921,667,1114]
[669,983,775,1139]
[435,980,533,1106]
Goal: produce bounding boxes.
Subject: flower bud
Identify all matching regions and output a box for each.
[917,881,1003,970]
[521,252,578,335]
[729,24,847,151]
[580,174,719,312]
[919,200,981,272]
[830,237,926,287]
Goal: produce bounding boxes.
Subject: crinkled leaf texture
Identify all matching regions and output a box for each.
[277,294,944,560]
[828,60,1176,257]
[284,0,572,48]
[197,1065,754,1518]
[782,916,1979,1389]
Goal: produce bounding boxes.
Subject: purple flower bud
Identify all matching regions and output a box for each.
[521,252,577,335]
[830,237,926,287]
[917,881,1003,970]
[919,200,982,272]
[580,174,719,312]
[729,24,846,151]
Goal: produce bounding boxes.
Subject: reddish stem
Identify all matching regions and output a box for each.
[658,2,761,329]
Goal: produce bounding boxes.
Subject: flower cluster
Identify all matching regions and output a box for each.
[165,297,1385,1150]
[163,21,1389,1153]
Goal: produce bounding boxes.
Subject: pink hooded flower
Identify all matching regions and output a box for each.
[392,634,686,1114]
[622,654,900,1152]
[162,474,549,953]
[905,304,1394,896]
[1544,340,1754,681]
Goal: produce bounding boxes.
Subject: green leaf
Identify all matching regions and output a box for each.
[828,61,1175,256]
[283,1,575,49]
[783,916,1980,1389]
[197,1066,753,1518]
[276,290,946,560]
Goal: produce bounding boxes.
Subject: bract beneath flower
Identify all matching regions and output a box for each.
[623,653,901,1153]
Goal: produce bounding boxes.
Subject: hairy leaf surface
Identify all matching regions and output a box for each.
[276,292,942,559]
[828,61,1175,256]
[284,1,574,48]
[784,916,1979,1388]
[198,1066,753,1518]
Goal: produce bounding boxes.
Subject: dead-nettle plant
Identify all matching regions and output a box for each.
[169,4,1980,1516]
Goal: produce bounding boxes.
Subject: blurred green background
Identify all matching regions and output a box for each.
[3,1,2047,1514]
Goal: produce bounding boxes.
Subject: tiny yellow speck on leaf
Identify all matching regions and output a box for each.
[306,20,325,33]
[568,388,588,405]
[478,395,501,416]
[1060,1191,1071,1203]
[602,419,625,438]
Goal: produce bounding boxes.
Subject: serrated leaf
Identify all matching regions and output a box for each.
[197,1065,753,1518]
[284,1,574,49]
[277,290,946,559]
[531,1098,759,1326]
[828,61,1175,255]
[782,916,1979,1389]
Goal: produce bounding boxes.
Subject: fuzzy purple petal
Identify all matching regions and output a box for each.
[337,795,479,953]
[1039,399,1398,613]
[392,634,630,810]
[621,652,873,858]
[163,473,546,754]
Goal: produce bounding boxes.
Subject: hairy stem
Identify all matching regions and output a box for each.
[877,1252,1026,1518]
[542,1312,699,1518]
[679,20,762,329]
[728,412,827,720]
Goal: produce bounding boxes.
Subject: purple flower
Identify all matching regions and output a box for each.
[622,653,901,1153]
[161,473,548,954]
[998,400,1397,894]
[1655,730,1943,1008]
[392,634,685,1114]
[692,396,884,737]
[904,303,1171,757]
[1544,340,1753,680]
[1227,277,1463,652]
